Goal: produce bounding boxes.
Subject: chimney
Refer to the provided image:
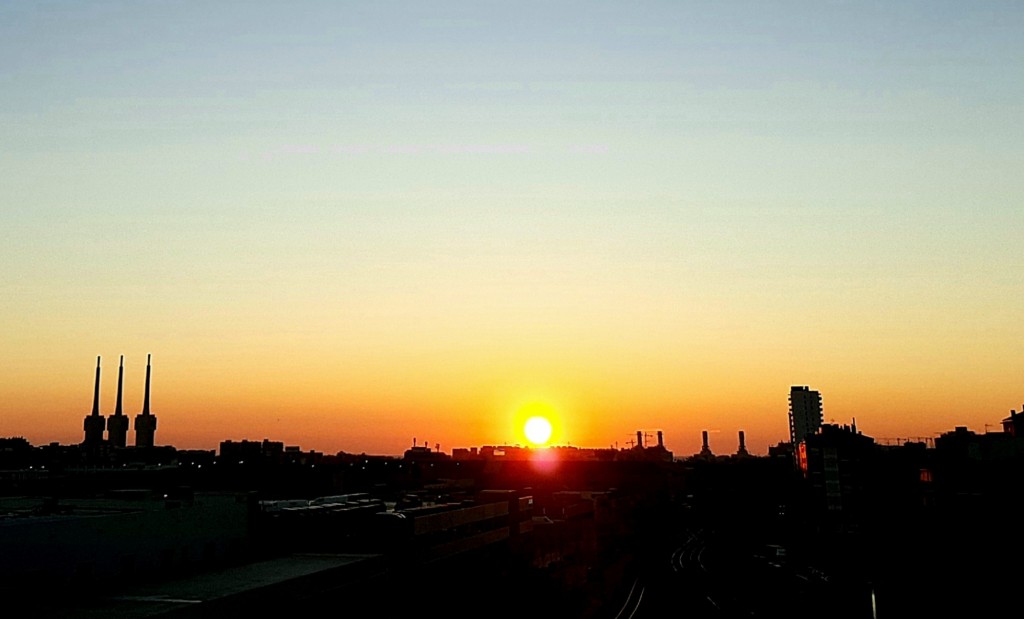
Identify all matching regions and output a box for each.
[106,355,130,448]
[115,355,124,416]
[699,430,713,458]
[83,356,106,446]
[737,430,749,457]
[657,430,664,448]
[91,356,101,417]
[133,354,157,448]
[142,354,151,416]
[636,430,643,448]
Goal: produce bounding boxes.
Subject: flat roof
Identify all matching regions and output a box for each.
[36,553,382,618]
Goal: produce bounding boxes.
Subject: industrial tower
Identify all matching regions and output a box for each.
[133,354,157,447]
[107,355,129,447]
[82,356,106,445]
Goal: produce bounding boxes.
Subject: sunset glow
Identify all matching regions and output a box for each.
[1,3,1022,457]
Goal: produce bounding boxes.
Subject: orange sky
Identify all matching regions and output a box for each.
[2,3,1022,456]
[2,334,1020,457]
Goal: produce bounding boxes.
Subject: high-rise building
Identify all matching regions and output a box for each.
[789,385,822,445]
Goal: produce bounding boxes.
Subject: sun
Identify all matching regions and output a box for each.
[524,416,553,446]
[513,400,562,447]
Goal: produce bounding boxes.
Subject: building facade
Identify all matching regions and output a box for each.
[789,385,823,445]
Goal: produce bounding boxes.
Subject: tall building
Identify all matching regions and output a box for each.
[134,354,157,447]
[107,355,129,447]
[800,423,875,515]
[83,356,106,446]
[789,385,822,445]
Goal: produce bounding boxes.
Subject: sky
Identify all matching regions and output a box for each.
[2,1,1022,456]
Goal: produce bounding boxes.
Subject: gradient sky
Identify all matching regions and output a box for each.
[2,1,1022,456]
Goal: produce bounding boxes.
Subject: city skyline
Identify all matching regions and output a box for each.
[3,2,1023,456]
[6,353,1017,457]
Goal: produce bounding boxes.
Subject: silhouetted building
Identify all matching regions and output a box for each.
[106,355,129,448]
[1002,407,1024,437]
[371,490,532,561]
[768,441,794,461]
[789,385,822,445]
[932,424,1023,463]
[622,430,673,462]
[82,356,106,446]
[220,439,285,464]
[403,444,450,461]
[178,449,216,469]
[133,354,157,447]
[452,446,481,460]
[934,426,980,459]
[800,423,875,515]
[0,437,33,471]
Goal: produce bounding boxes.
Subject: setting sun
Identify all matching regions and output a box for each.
[513,400,562,446]
[524,416,553,446]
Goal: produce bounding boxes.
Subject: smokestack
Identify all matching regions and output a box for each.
[106,355,130,447]
[142,354,152,416]
[657,430,664,448]
[636,430,643,448]
[83,356,106,446]
[736,430,749,457]
[699,430,714,458]
[91,356,101,417]
[115,355,124,416]
[852,417,858,434]
[134,354,157,448]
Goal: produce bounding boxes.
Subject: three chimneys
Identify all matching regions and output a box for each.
[83,355,157,448]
